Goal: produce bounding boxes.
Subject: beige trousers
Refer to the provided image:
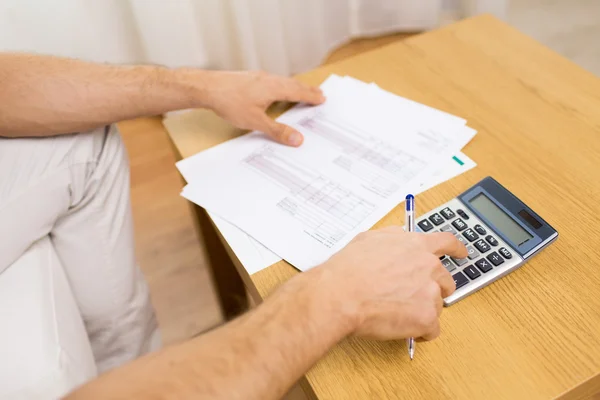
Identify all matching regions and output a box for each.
[0,125,160,373]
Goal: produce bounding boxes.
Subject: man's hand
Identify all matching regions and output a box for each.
[199,70,326,147]
[314,227,467,341]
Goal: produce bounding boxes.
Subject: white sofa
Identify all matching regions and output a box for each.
[0,237,97,399]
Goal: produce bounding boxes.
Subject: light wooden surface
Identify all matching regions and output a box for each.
[165,15,600,400]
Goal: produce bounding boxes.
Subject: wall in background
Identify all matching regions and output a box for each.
[0,0,507,75]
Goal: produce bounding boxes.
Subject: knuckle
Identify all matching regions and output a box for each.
[422,253,441,268]
[426,282,441,299]
[418,308,438,330]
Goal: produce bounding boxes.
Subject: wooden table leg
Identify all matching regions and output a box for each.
[191,204,249,320]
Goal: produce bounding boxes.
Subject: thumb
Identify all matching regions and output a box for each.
[259,116,304,147]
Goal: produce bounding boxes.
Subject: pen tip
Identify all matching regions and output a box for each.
[409,348,414,360]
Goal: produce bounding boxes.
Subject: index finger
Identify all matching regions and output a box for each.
[424,232,468,259]
[278,78,326,105]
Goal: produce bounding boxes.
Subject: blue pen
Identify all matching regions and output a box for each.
[405,194,416,360]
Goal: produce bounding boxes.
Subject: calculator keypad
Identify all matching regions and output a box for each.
[474,224,487,235]
[456,235,469,246]
[499,247,512,259]
[462,228,479,242]
[486,252,504,266]
[452,272,470,289]
[463,265,481,280]
[441,258,456,272]
[457,209,470,220]
[429,213,445,226]
[486,235,499,246]
[440,224,457,235]
[466,246,480,260]
[451,256,469,267]
[475,258,493,273]
[452,218,468,231]
[417,198,523,305]
[417,219,434,232]
[474,239,491,253]
[440,207,456,220]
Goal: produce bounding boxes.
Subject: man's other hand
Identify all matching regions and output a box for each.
[200,70,325,147]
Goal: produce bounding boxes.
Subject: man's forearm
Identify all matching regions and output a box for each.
[0,53,208,137]
[66,267,355,400]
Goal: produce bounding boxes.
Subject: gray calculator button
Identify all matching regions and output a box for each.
[440,207,456,220]
[475,258,493,273]
[486,252,504,266]
[464,265,481,280]
[466,246,480,260]
[429,213,444,226]
[474,224,487,235]
[485,235,499,246]
[417,219,434,232]
[451,256,469,266]
[440,224,457,234]
[441,258,456,272]
[499,247,513,259]
[474,239,491,253]
[452,272,469,289]
[451,218,468,231]
[455,235,468,246]
[462,228,479,242]
[457,209,470,220]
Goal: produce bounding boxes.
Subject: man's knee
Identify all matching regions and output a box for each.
[0,125,124,273]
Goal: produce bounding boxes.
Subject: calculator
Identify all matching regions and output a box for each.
[416,177,558,306]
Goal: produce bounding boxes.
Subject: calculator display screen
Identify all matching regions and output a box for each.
[469,193,533,246]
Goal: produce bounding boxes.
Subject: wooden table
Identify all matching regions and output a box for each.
[165,15,600,400]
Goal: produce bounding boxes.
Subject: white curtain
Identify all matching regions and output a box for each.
[0,0,507,76]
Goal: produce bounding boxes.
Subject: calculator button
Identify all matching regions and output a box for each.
[451,218,468,231]
[466,246,480,260]
[474,224,487,235]
[475,258,493,273]
[451,256,469,267]
[452,272,470,289]
[499,247,513,259]
[417,219,434,232]
[440,224,457,235]
[455,235,469,246]
[485,235,498,246]
[440,207,456,220]
[457,209,470,220]
[464,265,481,280]
[441,258,456,272]
[428,213,445,226]
[474,239,491,253]
[462,228,479,242]
[486,252,504,266]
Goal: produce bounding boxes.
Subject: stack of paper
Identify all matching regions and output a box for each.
[176,75,477,274]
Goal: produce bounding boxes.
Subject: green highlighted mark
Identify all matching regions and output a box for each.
[452,155,464,166]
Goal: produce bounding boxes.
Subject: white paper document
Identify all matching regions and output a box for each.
[177,75,477,271]
[207,151,476,275]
